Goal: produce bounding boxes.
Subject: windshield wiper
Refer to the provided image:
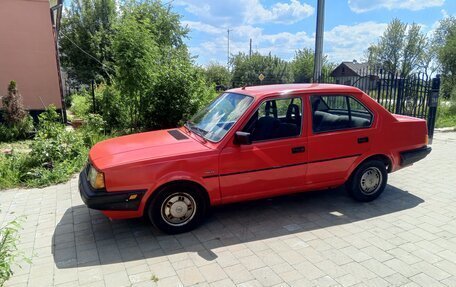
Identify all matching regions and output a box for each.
[185,121,208,142]
[184,120,193,134]
[191,126,208,136]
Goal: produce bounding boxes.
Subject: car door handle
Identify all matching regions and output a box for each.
[291,146,305,154]
[358,137,369,144]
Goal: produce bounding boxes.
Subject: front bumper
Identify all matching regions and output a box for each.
[400,146,432,166]
[78,167,146,211]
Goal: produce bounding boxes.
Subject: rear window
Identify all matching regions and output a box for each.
[310,95,373,133]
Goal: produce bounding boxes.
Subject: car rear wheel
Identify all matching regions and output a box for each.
[347,160,387,202]
[147,183,207,234]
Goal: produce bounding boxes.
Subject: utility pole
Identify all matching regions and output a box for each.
[249,38,252,57]
[313,0,325,83]
[227,29,232,70]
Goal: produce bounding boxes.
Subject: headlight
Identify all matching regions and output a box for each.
[88,165,105,189]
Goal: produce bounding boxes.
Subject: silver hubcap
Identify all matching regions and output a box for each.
[161,192,196,226]
[360,167,382,195]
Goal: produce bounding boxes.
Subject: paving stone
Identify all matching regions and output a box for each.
[1,132,456,287]
[103,271,131,287]
[224,264,254,284]
[250,267,282,287]
[155,275,182,287]
[383,273,411,287]
[412,261,451,281]
[149,261,176,279]
[209,278,235,287]
[238,254,266,271]
[199,263,228,283]
[312,275,339,287]
[410,273,445,287]
[176,266,206,286]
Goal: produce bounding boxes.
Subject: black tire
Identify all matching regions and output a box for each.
[346,160,387,202]
[147,182,207,234]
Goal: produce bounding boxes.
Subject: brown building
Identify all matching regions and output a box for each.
[330,61,379,91]
[0,0,63,116]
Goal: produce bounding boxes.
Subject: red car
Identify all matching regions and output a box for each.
[79,84,431,233]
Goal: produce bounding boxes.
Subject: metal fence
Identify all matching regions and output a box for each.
[231,66,440,138]
[320,67,440,139]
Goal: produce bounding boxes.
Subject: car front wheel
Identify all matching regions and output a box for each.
[147,183,207,234]
[347,160,387,202]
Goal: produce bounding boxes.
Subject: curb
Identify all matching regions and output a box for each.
[435,127,456,133]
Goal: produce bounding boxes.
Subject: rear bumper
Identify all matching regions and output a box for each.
[78,168,146,211]
[400,146,431,166]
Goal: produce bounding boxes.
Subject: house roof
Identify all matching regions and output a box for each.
[330,61,372,77]
[341,62,368,74]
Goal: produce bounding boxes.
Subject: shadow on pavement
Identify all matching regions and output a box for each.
[52,184,423,269]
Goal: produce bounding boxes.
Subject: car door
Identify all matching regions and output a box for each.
[306,93,375,186]
[219,96,308,203]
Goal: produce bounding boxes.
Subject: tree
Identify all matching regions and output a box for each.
[231,52,292,86]
[0,81,34,142]
[417,41,440,78]
[113,12,159,130]
[290,48,335,83]
[113,1,214,130]
[60,0,117,84]
[434,16,456,99]
[2,81,26,124]
[121,0,189,50]
[401,24,427,76]
[290,49,314,83]
[367,19,427,76]
[204,62,231,87]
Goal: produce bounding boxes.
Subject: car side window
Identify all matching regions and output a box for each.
[311,95,372,133]
[243,97,302,141]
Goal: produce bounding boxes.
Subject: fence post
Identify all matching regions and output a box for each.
[427,75,440,142]
[91,79,96,113]
[395,78,405,114]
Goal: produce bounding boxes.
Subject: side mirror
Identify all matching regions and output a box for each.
[234,131,252,145]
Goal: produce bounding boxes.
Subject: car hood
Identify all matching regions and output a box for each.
[89,128,210,169]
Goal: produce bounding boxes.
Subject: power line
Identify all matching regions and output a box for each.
[57,0,177,78]
[59,31,115,76]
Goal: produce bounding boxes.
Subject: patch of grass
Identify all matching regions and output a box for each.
[0,148,90,190]
[0,107,106,190]
[436,101,456,128]
[151,275,159,282]
[0,140,32,154]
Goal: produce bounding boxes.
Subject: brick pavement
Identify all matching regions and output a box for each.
[1,132,455,287]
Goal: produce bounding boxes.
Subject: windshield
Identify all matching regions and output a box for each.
[187,93,254,142]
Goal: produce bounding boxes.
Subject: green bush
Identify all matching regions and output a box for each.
[0,81,34,143]
[79,113,108,147]
[0,116,34,143]
[25,107,87,186]
[0,106,99,189]
[21,152,88,187]
[30,131,85,167]
[436,100,456,128]
[96,84,127,130]
[0,154,27,189]
[70,92,91,119]
[2,81,27,124]
[0,215,29,287]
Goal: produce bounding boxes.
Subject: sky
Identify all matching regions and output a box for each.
[170,0,456,66]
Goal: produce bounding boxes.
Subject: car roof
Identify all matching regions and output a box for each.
[227,84,363,99]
